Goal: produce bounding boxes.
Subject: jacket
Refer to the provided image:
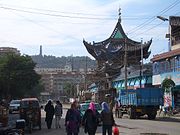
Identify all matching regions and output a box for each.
[101,110,115,126]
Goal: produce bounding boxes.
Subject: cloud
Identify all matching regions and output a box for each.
[0,0,177,58]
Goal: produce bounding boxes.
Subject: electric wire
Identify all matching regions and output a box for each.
[0,6,117,20]
[127,0,180,35]
[0,5,161,21]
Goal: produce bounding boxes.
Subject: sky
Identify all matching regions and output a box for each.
[0,0,180,62]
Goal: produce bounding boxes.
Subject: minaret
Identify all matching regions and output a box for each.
[40,45,42,56]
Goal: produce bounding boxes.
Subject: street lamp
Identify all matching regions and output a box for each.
[157,16,171,51]
[157,16,169,21]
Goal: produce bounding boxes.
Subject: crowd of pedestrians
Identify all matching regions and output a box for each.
[44,100,117,135]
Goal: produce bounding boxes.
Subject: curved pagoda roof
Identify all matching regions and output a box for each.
[83,19,152,67]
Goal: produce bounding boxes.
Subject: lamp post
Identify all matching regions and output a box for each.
[157,16,171,51]
[157,16,169,21]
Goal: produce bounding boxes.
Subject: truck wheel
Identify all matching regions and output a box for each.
[28,122,32,133]
[148,113,156,120]
[39,122,41,130]
[129,108,136,119]
[147,109,157,120]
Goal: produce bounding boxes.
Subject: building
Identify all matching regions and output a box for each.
[151,16,180,109]
[36,67,95,101]
[112,64,152,91]
[83,10,152,102]
[0,47,20,56]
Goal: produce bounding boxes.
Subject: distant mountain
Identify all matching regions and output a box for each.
[31,55,97,71]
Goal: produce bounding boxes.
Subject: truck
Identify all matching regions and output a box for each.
[118,88,164,119]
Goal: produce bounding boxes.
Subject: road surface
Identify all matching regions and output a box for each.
[9,104,180,135]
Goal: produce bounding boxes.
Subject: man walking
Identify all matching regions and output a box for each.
[44,100,54,129]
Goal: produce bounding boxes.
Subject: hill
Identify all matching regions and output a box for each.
[31,55,97,71]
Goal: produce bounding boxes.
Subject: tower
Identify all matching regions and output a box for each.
[40,45,42,56]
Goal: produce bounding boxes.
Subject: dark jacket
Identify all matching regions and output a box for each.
[82,109,99,133]
[44,103,54,122]
[65,108,81,133]
[101,110,115,126]
[55,103,63,116]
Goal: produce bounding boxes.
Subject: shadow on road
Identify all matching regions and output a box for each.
[154,117,180,123]
[122,115,180,123]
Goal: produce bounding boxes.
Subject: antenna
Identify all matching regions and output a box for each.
[118,7,121,23]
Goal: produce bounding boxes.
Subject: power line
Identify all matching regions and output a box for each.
[130,21,165,39]
[1,3,118,17]
[0,6,117,20]
[0,5,157,21]
[127,0,180,35]
[131,13,180,42]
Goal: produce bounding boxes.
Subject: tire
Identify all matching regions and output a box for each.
[147,113,156,120]
[39,122,41,130]
[28,122,32,133]
[129,108,136,119]
[147,108,157,120]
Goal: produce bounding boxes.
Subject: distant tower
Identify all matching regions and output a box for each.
[40,45,42,56]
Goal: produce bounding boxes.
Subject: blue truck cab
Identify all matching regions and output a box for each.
[118,88,164,119]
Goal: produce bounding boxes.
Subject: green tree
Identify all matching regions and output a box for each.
[162,78,175,93]
[0,54,41,99]
[63,82,76,98]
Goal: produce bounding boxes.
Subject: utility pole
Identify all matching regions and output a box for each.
[84,56,87,91]
[140,38,143,88]
[124,37,128,104]
[124,38,128,91]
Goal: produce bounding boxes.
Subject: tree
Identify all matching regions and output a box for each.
[63,82,77,98]
[0,54,41,99]
[162,78,175,92]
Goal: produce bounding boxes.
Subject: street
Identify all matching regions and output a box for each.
[9,105,180,135]
[31,106,180,135]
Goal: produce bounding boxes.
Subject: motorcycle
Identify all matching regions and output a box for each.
[0,122,25,135]
[26,110,34,133]
[1,128,24,135]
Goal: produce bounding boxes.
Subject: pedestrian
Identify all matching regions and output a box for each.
[65,101,81,135]
[44,100,54,129]
[54,100,63,129]
[82,102,99,135]
[101,102,115,135]
[115,101,120,118]
[159,105,163,116]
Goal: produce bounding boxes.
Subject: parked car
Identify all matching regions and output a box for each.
[19,98,41,133]
[9,100,21,114]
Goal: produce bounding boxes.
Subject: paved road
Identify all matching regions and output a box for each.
[36,106,180,135]
[9,104,180,135]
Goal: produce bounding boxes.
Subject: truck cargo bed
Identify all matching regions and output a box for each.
[119,88,164,106]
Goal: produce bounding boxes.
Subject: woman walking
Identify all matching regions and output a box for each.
[65,101,81,135]
[82,102,99,135]
[101,102,115,135]
[44,100,54,129]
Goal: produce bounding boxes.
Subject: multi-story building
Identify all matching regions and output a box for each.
[151,16,180,109]
[36,67,95,102]
[0,47,20,56]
